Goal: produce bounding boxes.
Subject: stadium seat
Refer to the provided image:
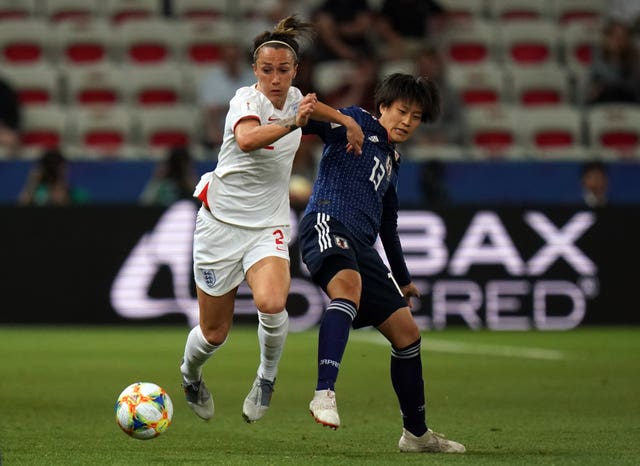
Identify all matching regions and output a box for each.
[587,104,640,159]
[520,105,586,159]
[172,0,228,20]
[66,105,137,159]
[448,64,506,106]
[505,64,571,106]
[550,0,603,24]
[0,19,50,64]
[63,64,124,106]
[561,19,601,76]
[499,19,560,67]
[53,18,112,66]
[438,0,486,20]
[20,105,68,156]
[0,63,61,105]
[312,60,358,96]
[465,104,525,159]
[176,18,237,67]
[101,0,161,24]
[124,64,188,106]
[442,18,497,66]
[136,106,199,156]
[487,0,549,21]
[115,18,177,64]
[0,0,38,21]
[43,0,97,23]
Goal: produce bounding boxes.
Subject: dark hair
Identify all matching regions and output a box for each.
[252,15,314,64]
[581,160,607,177]
[38,148,67,184]
[166,146,192,182]
[374,73,441,123]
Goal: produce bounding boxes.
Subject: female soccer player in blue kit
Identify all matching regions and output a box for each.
[299,73,465,453]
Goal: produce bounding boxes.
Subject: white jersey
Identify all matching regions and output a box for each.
[195,85,303,228]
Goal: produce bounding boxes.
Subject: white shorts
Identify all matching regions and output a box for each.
[193,206,291,296]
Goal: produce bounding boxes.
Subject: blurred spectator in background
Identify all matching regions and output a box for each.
[198,42,255,149]
[289,173,313,211]
[376,0,446,60]
[583,20,640,105]
[0,76,22,156]
[610,1,640,42]
[312,0,378,62]
[320,54,379,112]
[18,148,89,206]
[581,160,609,207]
[419,159,449,208]
[139,146,197,206]
[410,45,466,146]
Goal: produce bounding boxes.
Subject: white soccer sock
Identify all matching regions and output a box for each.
[256,309,289,381]
[180,325,224,384]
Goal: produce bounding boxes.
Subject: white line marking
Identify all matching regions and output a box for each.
[351,332,567,361]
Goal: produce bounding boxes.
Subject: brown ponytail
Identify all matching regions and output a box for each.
[252,15,314,63]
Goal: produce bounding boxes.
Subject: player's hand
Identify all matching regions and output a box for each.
[345,118,364,156]
[296,93,318,127]
[400,282,420,309]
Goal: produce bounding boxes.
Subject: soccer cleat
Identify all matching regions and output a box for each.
[181,377,214,421]
[242,377,275,423]
[398,428,466,453]
[309,389,340,429]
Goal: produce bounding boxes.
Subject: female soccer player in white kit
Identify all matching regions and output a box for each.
[179,16,364,423]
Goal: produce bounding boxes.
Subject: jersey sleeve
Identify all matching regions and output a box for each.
[228,87,263,131]
[303,106,362,142]
[379,182,411,287]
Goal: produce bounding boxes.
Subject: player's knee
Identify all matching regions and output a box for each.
[200,324,229,346]
[254,295,287,315]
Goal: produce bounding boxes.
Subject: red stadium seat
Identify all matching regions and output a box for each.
[136,106,199,155]
[173,0,228,20]
[0,0,37,21]
[124,64,187,106]
[116,18,176,64]
[488,0,548,21]
[466,104,524,159]
[550,0,603,24]
[449,64,505,106]
[177,18,237,66]
[54,19,112,66]
[64,64,124,106]
[66,105,136,159]
[0,19,49,64]
[20,105,68,155]
[0,63,61,105]
[442,18,496,66]
[587,104,640,159]
[102,0,161,24]
[499,20,560,67]
[521,106,586,159]
[44,0,97,23]
[506,64,571,106]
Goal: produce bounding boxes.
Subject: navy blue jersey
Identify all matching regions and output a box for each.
[303,106,411,285]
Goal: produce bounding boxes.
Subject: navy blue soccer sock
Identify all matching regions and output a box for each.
[390,338,427,437]
[316,298,357,391]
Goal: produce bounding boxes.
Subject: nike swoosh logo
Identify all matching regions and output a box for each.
[268,117,279,121]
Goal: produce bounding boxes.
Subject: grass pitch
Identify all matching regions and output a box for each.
[0,326,638,465]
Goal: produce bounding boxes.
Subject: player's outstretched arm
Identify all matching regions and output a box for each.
[310,101,364,155]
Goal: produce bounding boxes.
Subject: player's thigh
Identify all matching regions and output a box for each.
[244,226,292,314]
[193,208,246,295]
[355,246,408,329]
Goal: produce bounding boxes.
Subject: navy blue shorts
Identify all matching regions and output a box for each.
[299,212,408,329]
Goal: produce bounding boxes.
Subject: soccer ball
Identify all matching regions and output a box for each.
[115,382,173,440]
